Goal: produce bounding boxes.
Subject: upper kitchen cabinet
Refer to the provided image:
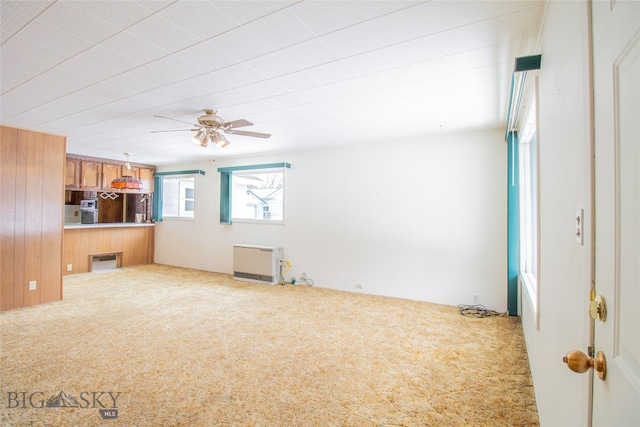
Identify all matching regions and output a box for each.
[79,160,102,190]
[102,163,122,190]
[139,167,154,192]
[65,154,155,193]
[65,157,80,189]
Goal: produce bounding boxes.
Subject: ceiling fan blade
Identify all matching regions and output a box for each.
[225,129,271,139]
[223,119,253,129]
[153,114,198,126]
[150,129,200,133]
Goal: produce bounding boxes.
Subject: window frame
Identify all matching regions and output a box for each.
[152,170,205,222]
[161,174,196,220]
[218,163,291,225]
[518,81,540,324]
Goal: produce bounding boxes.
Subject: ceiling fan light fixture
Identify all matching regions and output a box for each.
[192,129,206,146]
[212,131,229,148]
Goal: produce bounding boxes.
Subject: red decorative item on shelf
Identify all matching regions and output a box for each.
[111,175,142,190]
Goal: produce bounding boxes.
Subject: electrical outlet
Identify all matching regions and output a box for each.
[66,264,73,271]
[356,284,363,289]
[473,294,479,304]
[29,280,36,291]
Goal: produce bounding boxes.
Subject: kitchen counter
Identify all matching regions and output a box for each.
[64,222,155,229]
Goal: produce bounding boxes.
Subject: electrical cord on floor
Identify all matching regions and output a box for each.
[457,304,506,318]
[298,273,314,286]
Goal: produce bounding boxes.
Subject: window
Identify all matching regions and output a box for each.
[232,169,284,221]
[162,175,195,218]
[218,163,290,224]
[518,93,539,310]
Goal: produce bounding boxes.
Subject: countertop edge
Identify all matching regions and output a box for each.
[64,223,155,229]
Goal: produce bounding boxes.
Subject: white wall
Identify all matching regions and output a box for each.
[154,128,507,309]
[521,1,593,425]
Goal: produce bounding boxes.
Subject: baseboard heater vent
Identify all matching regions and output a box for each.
[233,245,283,285]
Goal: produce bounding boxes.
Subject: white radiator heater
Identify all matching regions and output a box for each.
[233,245,283,285]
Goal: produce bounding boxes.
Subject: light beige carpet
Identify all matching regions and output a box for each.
[1,264,538,426]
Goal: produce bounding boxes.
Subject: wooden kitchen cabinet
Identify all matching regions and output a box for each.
[80,160,102,190]
[65,154,155,193]
[65,157,80,189]
[139,167,154,192]
[101,163,122,190]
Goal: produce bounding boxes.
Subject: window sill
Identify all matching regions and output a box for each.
[231,219,285,225]
[161,216,195,221]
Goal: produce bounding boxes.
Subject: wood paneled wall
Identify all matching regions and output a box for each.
[63,226,154,275]
[1,126,66,311]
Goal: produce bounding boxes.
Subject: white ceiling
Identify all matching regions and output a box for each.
[0,0,545,166]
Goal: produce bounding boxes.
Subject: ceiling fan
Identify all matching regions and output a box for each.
[151,109,271,148]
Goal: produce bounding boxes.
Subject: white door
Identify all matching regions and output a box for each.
[592,0,640,425]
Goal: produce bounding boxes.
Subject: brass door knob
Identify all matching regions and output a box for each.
[563,350,607,380]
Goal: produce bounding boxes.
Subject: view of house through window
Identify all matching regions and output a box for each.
[232,169,284,221]
[519,93,538,308]
[162,175,195,218]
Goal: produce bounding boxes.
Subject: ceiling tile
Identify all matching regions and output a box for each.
[243,80,290,99]
[339,48,397,76]
[148,55,209,80]
[214,63,267,87]
[366,3,436,47]
[353,1,423,21]
[0,51,50,92]
[212,1,298,26]
[244,9,315,49]
[99,31,170,64]
[271,70,321,92]
[280,38,340,69]
[54,45,135,81]
[243,52,301,79]
[206,27,274,62]
[124,63,182,89]
[125,13,202,53]
[2,30,75,70]
[155,1,239,40]
[187,72,236,94]
[216,87,263,106]
[175,42,239,73]
[105,72,165,96]
[0,90,52,120]
[304,61,358,85]
[164,80,218,102]
[289,1,366,35]
[68,0,157,31]
[0,0,54,44]
[319,24,384,59]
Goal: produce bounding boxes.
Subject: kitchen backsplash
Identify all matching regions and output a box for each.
[65,205,81,224]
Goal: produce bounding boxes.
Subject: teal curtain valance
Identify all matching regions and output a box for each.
[217,163,290,173]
